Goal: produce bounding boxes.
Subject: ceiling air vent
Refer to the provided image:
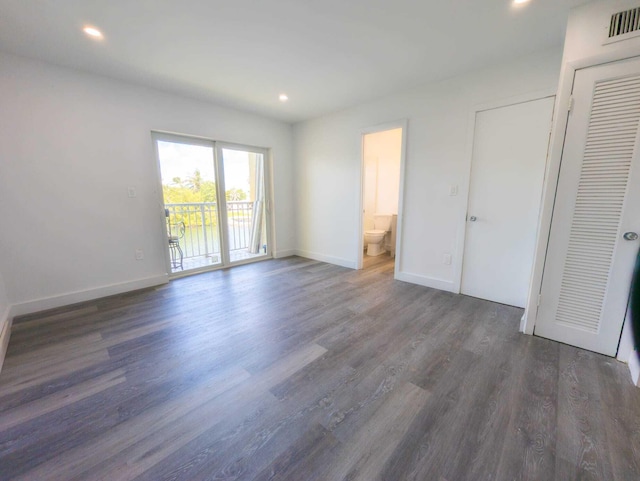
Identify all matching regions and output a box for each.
[609,7,640,38]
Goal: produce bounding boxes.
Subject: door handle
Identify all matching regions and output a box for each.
[469,216,477,222]
[623,232,639,241]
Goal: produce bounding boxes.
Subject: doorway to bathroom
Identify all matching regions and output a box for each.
[358,123,406,271]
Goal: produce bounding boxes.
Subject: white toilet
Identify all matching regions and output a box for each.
[364,214,392,256]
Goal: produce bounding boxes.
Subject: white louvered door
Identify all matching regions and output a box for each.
[536,58,640,356]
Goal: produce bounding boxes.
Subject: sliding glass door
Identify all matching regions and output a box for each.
[153,134,271,275]
[218,144,270,264]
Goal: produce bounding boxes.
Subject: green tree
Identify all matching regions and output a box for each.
[201,181,217,202]
[186,169,203,192]
[226,188,247,201]
[163,169,220,228]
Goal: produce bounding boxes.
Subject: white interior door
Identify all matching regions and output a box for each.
[535,58,640,356]
[461,97,555,307]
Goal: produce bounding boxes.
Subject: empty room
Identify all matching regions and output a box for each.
[1,1,639,480]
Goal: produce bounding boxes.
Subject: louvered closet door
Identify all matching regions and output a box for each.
[536,57,640,356]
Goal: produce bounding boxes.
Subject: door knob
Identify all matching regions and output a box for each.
[469,216,477,222]
[623,232,639,241]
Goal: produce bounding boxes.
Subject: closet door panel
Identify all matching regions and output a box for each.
[536,57,640,356]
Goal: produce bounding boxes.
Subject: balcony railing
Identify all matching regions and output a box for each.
[165,201,254,260]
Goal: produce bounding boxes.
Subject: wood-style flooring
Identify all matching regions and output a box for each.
[0,255,639,480]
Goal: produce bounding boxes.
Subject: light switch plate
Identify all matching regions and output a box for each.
[449,185,458,196]
[127,187,137,198]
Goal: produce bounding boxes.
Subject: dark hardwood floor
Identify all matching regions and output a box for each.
[0,256,639,480]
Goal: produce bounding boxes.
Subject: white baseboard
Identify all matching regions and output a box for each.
[294,250,357,269]
[9,274,169,319]
[0,306,12,372]
[629,351,640,387]
[273,249,297,259]
[519,312,528,333]
[395,271,457,293]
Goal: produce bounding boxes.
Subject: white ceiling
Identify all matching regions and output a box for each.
[0,0,590,123]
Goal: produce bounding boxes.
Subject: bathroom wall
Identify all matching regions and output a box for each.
[362,129,402,232]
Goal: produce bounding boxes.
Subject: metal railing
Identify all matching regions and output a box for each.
[165,201,254,259]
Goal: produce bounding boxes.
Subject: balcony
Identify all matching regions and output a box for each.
[165,201,265,272]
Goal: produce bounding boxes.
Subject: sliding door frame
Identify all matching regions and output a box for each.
[216,141,273,266]
[151,132,273,278]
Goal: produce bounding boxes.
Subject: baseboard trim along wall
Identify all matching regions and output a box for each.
[273,249,297,259]
[9,274,169,319]
[0,307,12,373]
[295,250,358,269]
[395,271,457,293]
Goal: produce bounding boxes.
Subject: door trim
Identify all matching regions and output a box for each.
[356,119,408,278]
[455,90,557,295]
[151,131,185,277]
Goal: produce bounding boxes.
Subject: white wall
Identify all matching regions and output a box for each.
[0,52,295,315]
[363,155,377,232]
[294,48,561,286]
[525,1,640,375]
[563,0,640,64]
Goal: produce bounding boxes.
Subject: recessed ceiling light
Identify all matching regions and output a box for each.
[513,0,530,5]
[279,94,289,102]
[83,26,104,39]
